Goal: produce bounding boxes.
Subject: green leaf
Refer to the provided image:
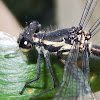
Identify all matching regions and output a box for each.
[0,31,63,100]
[90,57,100,92]
[0,31,99,100]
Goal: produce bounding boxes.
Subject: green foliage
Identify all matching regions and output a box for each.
[0,32,63,100]
[0,32,100,100]
[90,57,100,92]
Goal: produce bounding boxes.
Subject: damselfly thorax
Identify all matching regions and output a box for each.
[17,0,100,99]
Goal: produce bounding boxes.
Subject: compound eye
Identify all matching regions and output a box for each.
[24,40,32,49]
[19,37,33,52]
[29,21,41,33]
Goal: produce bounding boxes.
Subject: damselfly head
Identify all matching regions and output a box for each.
[18,36,33,52]
[17,21,41,52]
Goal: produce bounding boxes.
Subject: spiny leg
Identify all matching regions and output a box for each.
[30,52,57,100]
[20,51,41,94]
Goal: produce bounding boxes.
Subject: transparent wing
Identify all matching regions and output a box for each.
[77,46,97,100]
[79,0,98,30]
[53,44,98,100]
[53,41,80,100]
[89,18,100,37]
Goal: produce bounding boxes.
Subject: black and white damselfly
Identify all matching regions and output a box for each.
[17,0,100,99]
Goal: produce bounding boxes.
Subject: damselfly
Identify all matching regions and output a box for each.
[17,0,100,100]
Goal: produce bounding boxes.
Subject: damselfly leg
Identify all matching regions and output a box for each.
[20,51,41,95]
[18,0,100,99]
[53,0,100,99]
[29,49,57,100]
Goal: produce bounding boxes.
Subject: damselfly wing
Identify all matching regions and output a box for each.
[53,0,100,100]
[16,0,100,99]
